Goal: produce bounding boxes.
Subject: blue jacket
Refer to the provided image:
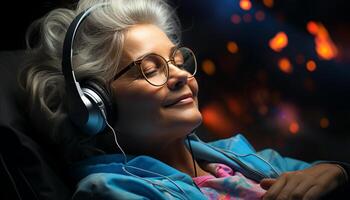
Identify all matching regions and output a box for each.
[70,134,318,199]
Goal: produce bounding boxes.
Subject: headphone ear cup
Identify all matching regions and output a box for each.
[82,80,114,122]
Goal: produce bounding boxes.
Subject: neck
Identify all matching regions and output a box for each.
[147,137,208,177]
[117,130,208,177]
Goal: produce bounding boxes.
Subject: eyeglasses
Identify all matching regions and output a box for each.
[113,47,197,86]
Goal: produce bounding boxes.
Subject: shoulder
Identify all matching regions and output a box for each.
[72,173,165,200]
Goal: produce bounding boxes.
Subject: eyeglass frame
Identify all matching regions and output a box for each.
[112,46,197,87]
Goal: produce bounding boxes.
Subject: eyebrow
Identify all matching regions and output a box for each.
[134,45,178,61]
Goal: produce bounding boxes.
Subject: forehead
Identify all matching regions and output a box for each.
[123,24,175,60]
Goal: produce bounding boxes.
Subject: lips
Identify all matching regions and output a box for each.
[164,93,194,107]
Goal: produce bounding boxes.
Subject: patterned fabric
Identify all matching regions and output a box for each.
[193,163,266,200]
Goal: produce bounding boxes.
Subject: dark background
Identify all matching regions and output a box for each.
[1,0,349,163]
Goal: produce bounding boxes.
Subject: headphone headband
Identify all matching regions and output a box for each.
[62,3,110,135]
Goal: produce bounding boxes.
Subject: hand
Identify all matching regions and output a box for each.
[260,164,347,200]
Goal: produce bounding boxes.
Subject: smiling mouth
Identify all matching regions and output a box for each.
[164,95,195,107]
[171,97,194,106]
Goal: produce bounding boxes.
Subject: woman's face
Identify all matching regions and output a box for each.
[110,24,202,148]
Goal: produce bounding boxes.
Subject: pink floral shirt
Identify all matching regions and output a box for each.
[193,163,266,200]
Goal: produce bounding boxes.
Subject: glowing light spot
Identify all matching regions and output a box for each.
[307,21,319,35]
[255,10,265,21]
[242,13,252,23]
[278,57,293,74]
[315,39,338,60]
[276,103,300,134]
[239,0,252,11]
[269,32,288,52]
[263,0,274,8]
[306,21,338,60]
[289,121,299,134]
[201,104,235,137]
[202,59,216,75]
[231,14,241,24]
[306,60,317,72]
[320,117,329,128]
[227,41,239,54]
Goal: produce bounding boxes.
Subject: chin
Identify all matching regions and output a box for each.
[190,109,203,129]
[169,108,203,133]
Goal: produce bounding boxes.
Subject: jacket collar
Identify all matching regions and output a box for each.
[71,154,192,183]
[188,133,280,181]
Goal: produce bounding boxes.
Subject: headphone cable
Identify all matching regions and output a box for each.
[187,135,197,177]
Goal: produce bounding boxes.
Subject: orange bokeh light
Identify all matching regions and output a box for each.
[315,39,338,60]
[306,60,317,72]
[307,21,319,35]
[306,21,338,60]
[278,57,293,74]
[202,59,216,75]
[201,104,235,137]
[269,32,288,52]
[263,0,274,8]
[289,121,299,134]
[240,0,252,11]
[227,41,239,54]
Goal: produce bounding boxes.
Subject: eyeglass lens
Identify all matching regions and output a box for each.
[140,47,197,86]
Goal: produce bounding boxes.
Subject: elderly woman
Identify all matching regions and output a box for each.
[22,0,349,199]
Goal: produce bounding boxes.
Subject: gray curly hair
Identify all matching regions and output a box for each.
[21,0,181,163]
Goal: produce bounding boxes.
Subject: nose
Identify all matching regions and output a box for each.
[166,64,189,90]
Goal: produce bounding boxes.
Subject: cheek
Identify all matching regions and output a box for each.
[113,82,165,122]
[118,93,155,114]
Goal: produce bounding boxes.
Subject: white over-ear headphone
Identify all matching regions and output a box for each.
[62,3,113,135]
